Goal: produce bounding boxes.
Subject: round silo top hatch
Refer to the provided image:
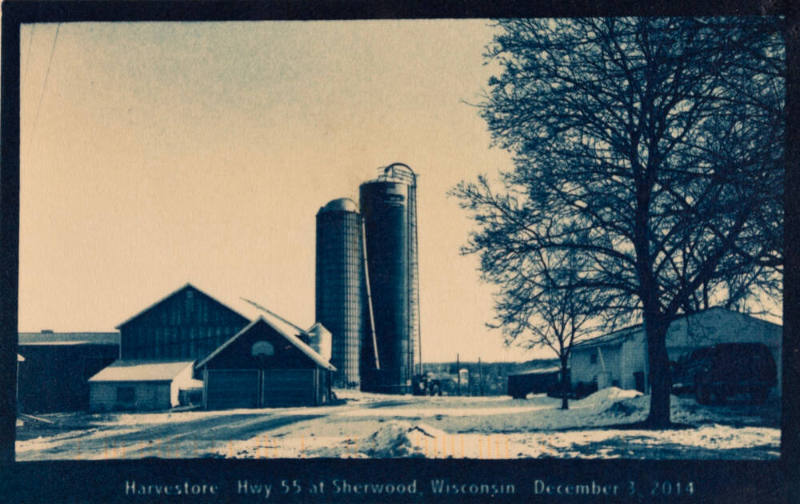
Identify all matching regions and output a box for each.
[319,198,359,214]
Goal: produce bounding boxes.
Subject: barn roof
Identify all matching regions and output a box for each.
[89,360,194,382]
[195,317,336,372]
[19,332,120,345]
[238,297,309,340]
[572,326,639,350]
[115,283,250,329]
[510,366,562,376]
[571,306,782,351]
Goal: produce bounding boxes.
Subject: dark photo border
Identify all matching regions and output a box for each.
[0,1,797,502]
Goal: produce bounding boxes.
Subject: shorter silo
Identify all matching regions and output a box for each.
[315,198,365,388]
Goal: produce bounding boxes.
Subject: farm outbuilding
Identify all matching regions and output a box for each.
[88,360,200,412]
[507,367,563,399]
[569,307,782,397]
[195,317,336,409]
[17,331,119,413]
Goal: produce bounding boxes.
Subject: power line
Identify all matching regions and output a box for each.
[21,24,36,90]
[28,23,60,156]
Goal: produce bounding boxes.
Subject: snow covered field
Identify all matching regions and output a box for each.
[15,388,780,461]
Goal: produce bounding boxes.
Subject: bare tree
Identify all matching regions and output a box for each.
[494,250,593,410]
[453,18,784,427]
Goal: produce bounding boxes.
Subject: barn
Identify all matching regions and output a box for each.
[116,283,253,362]
[89,283,337,411]
[17,331,119,413]
[88,360,200,412]
[569,307,782,397]
[195,317,336,409]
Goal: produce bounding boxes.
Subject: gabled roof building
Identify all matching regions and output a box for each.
[196,317,335,409]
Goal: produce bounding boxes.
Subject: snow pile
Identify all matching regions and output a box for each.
[572,387,643,412]
[360,421,446,458]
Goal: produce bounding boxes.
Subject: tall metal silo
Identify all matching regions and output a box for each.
[359,163,421,394]
[315,198,366,388]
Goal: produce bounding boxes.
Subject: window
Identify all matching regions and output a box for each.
[252,341,275,357]
[117,386,135,403]
[590,350,598,364]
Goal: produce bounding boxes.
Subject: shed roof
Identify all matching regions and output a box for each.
[89,360,194,383]
[195,316,336,371]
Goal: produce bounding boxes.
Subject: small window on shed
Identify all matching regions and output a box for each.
[117,386,135,403]
[590,350,598,364]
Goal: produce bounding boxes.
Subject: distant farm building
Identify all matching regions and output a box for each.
[17,331,119,413]
[507,367,562,399]
[569,307,782,397]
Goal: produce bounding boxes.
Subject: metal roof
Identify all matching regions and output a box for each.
[572,329,635,350]
[319,198,359,214]
[89,360,194,383]
[571,306,782,351]
[195,316,336,372]
[19,332,119,345]
[510,366,562,376]
[115,283,246,329]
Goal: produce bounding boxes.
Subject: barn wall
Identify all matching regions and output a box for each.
[619,335,646,390]
[261,369,316,406]
[18,344,118,413]
[204,369,259,409]
[119,286,249,362]
[90,381,172,412]
[597,344,622,387]
[570,348,597,385]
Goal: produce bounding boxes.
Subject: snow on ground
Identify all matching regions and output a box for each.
[15,387,780,460]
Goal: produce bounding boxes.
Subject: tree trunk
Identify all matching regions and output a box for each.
[644,315,672,427]
[560,358,570,410]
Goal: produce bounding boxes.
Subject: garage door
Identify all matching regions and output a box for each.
[261,369,315,407]
[205,369,259,409]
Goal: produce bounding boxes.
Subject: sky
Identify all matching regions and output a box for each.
[17,20,553,362]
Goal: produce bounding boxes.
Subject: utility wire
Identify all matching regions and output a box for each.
[28,23,60,156]
[21,24,36,91]
[20,24,36,149]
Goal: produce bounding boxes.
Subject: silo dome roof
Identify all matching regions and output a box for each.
[320,198,359,213]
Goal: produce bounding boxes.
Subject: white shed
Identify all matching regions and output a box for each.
[88,360,201,412]
[569,307,782,397]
